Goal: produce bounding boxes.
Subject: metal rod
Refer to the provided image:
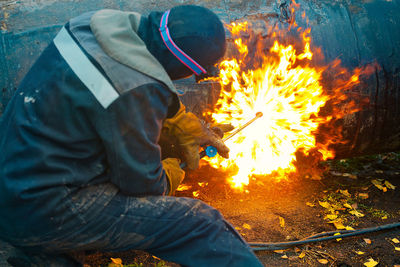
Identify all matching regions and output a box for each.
[222,111,263,142]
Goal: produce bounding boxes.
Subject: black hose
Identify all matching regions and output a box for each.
[249,222,400,251]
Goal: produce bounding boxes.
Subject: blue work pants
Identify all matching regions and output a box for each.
[6,184,263,267]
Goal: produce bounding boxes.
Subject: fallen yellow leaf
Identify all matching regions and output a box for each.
[306,202,315,207]
[110,258,122,265]
[274,250,285,254]
[358,193,369,199]
[333,221,345,230]
[298,251,306,259]
[383,187,388,192]
[340,189,351,197]
[279,216,285,228]
[242,223,252,230]
[345,226,355,231]
[349,210,365,217]
[319,201,332,209]
[381,216,387,220]
[392,238,400,243]
[395,247,400,251]
[344,203,352,209]
[371,179,385,191]
[384,180,396,190]
[364,238,372,244]
[332,203,344,211]
[363,258,378,267]
[343,173,357,179]
[355,251,365,255]
[334,233,342,241]
[318,259,329,264]
[281,255,288,259]
[325,214,338,220]
[193,191,200,197]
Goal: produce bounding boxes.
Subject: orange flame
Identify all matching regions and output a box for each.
[204,18,370,189]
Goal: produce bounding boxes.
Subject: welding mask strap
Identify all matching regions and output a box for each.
[159,10,207,76]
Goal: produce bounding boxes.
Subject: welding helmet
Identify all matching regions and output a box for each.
[138,5,226,80]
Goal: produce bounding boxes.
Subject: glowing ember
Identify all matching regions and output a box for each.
[205,15,369,189]
[176,184,192,191]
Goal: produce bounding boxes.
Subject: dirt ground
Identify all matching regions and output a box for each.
[85,152,400,267]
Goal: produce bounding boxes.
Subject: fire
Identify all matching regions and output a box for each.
[205,17,369,189]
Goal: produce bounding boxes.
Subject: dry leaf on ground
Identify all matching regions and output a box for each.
[318,259,329,264]
[319,201,332,209]
[340,189,351,197]
[306,202,315,207]
[325,214,338,220]
[344,203,352,209]
[371,179,387,192]
[334,233,342,241]
[384,180,396,190]
[327,219,345,230]
[110,258,122,264]
[343,173,357,179]
[298,251,306,259]
[392,238,400,243]
[109,258,123,267]
[358,193,369,199]
[364,238,372,244]
[363,258,378,267]
[349,210,365,217]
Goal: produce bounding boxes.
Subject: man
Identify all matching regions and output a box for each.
[0,5,263,266]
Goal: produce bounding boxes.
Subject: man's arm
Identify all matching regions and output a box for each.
[94,83,176,196]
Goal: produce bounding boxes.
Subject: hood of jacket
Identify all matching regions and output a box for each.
[90,9,177,93]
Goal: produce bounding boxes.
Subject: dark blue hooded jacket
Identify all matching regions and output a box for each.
[0,11,179,240]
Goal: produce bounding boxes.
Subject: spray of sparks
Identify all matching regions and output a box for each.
[204,18,369,189]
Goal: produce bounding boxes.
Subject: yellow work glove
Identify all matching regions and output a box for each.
[209,123,235,139]
[162,158,185,196]
[163,102,230,170]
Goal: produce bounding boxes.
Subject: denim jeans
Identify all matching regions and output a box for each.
[5,183,263,267]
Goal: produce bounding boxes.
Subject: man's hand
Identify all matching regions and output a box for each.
[162,158,185,196]
[163,103,230,170]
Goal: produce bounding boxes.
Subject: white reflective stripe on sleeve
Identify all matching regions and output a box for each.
[53,27,119,109]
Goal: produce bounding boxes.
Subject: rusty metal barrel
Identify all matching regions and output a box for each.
[1,0,400,159]
[293,0,400,158]
[182,0,400,159]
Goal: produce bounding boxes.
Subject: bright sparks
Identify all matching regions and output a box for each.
[205,20,366,189]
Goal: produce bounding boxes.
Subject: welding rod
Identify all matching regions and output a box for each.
[180,112,263,169]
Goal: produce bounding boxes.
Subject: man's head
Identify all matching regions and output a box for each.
[138,5,226,80]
